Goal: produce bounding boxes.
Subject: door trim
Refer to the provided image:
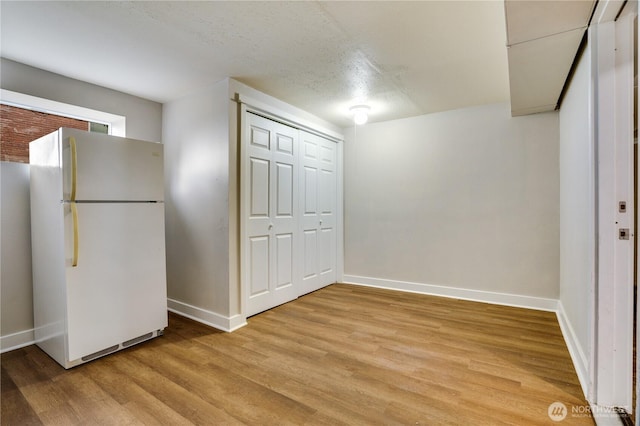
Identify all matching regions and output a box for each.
[591,4,636,410]
[234,93,343,143]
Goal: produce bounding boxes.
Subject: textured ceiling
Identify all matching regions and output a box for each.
[0,1,510,127]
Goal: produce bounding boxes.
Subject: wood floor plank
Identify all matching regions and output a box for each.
[188,338,380,425]
[81,359,192,425]
[1,284,593,425]
[0,363,42,426]
[129,341,317,425]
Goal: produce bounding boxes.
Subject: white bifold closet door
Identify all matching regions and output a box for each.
[299,131,337,296]
[244,113,299,316]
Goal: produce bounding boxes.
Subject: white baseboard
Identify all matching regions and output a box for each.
[1,301,248,353]
[167,298,247,332]
[342,275,559,312]
[556,301,590,400]
[1,328,35,353]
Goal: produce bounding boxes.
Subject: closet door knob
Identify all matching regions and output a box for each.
[268,223,274,230]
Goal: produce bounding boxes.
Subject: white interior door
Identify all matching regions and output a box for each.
[299,131,337,296]
[244,113,299,316]
[65,202,167,362]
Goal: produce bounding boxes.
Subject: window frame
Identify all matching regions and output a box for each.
[0,89,126,136]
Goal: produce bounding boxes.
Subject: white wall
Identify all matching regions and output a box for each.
[0,59,163,351]
[163,78,232,318]
[344,102,560,307]
[558,41,592,393]
[1,59,162,141]
[1,163,33,340]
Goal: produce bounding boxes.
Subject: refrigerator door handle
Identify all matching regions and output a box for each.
[71,202,79,267]
[70,136,78,201]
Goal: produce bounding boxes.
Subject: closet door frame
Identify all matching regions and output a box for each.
[238,98,344,318]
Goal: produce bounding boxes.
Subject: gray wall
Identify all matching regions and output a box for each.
[559,39,593,379]
[0,59,162,349]
[344,102,560,299]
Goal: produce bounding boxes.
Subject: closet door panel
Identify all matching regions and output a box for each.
[249,236,269,297]
[319,227,334,276]
[250,158,270,218]
[319,169,335,215]
[304,139,318,160]
[250,126,270,149]
[299,131,338,295]
[275,233,293,289]
[320,141,335,164]
[304,167,317,214]
[276,162,293,217]
[276,133,293,154]
[303,229,318,279]
[244,113,299,316]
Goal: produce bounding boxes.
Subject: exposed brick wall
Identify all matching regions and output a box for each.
[1,104,89,163]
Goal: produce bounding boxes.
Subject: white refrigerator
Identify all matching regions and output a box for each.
[29,128,167,369]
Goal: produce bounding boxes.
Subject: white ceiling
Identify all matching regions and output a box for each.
[0,1,511,127]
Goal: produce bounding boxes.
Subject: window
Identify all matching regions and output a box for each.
[0,89,126,163]
[0,104,99,163]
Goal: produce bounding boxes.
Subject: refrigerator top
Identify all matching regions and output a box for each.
[56,128,165,202]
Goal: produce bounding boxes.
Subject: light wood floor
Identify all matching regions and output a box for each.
[2,284,593,425]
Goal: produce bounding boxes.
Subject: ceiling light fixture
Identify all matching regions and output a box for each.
[350,105,370,125]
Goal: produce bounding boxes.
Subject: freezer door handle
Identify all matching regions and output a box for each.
[71,202,79,267]
[70,136,78,201]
